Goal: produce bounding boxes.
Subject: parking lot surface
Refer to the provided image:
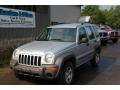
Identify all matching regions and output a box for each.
[0,41,120,85]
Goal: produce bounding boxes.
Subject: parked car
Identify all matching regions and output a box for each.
[10,23,101,84]
[92,25,108,45]
[100,25,119,43]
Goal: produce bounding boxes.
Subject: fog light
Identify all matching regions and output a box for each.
[10,60,17,66]
[45,67,59,71]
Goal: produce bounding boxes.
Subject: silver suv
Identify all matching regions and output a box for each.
[10,23,101,84]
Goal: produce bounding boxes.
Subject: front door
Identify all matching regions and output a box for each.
[75,27,90,67]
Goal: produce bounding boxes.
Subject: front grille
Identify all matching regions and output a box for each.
[110,31,118,36]
[111,32,114,36]
[99,32,108,37]
[99,33,102,37]
[18,54,41,66]
[103,33,107,37]
[115,32,118,35]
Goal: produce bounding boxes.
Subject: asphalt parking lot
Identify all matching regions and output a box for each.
[0,41,120,85]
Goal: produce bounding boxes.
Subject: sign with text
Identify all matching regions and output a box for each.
[0,7,35,28]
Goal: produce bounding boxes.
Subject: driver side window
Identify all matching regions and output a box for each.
[79,27,87,41]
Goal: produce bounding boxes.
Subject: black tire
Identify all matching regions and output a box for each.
[59,62,74,85]
[90,51,100,67]
[101,40,107,46]
[101,42,107,46]
[112,39,118,43]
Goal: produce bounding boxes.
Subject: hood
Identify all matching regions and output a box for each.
[104,29,113,32]
[17,41,75,54]
[98,29,107,33]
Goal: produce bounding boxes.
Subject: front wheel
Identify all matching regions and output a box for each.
[101,41,107,46]
[112,39,118,43]
[90,51,100,67]
[59,62,74,85]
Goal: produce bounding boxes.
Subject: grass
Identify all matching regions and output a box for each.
[0,59,9,67]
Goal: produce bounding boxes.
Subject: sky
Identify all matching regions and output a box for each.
[99,5,112,10]
[82,5,114,10]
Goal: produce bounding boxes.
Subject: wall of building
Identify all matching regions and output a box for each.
[0,5,50,38]
[0,13,50,38]
[0,5,50,48]
[0,5,81,48]
[50,5,81,24]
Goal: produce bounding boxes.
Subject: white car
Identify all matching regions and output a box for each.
[92,25,108,45]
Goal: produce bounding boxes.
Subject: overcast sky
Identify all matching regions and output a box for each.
[82,5,115,10]
[99,5,113,10]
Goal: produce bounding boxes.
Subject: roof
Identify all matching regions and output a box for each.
[48,23,82,28]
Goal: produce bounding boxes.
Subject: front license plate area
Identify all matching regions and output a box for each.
[16,65,41,74]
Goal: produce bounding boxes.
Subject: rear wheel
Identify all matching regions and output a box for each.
[59,62,74,85]
[90,51,100,67]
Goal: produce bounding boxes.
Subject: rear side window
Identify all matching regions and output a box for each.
[85,26,95,40]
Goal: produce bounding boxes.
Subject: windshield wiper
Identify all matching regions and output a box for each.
[50,39,63,41]
[36,39,48,41]
[35,37,44,41]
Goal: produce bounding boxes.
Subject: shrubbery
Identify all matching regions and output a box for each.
[0,46,16,67]
[81,5,120,30]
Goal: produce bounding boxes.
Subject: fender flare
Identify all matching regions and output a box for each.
[94,45,101,54]
[54,52,76,78]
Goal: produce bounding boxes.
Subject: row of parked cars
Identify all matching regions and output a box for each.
[10,23,119,84]
[96,25,119,45]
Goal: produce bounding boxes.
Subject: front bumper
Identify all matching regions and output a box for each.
[100,37,108,41]
[10,59,60,79]
[109,36,119,39]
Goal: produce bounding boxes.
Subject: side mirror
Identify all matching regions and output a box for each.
[80,38,88,43]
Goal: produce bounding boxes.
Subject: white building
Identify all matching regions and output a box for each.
[50,5,81,24]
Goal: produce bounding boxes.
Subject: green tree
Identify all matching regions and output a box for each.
[81,5,106,24]
[106,6,120,29]
[81,5,120,30]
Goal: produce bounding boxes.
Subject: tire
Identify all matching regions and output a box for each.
[101,42,107,46]
[59,62,74,85]
[101,40,107,46]
[90,51,100,67]
[112,39,118,43]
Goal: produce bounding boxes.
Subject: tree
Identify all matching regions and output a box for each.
[105,6,120,29]
[81,5,106,24]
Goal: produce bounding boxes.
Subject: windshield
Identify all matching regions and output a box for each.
[36,28,77,42]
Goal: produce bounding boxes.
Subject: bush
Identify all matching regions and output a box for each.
[0,46,16,67]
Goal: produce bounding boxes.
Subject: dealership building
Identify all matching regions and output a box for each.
[0,5,81,47]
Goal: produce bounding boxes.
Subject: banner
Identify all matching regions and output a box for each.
[0,7,35,28]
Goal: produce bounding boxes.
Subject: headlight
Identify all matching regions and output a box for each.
[12,49,19,60]
[44,53,54,64]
